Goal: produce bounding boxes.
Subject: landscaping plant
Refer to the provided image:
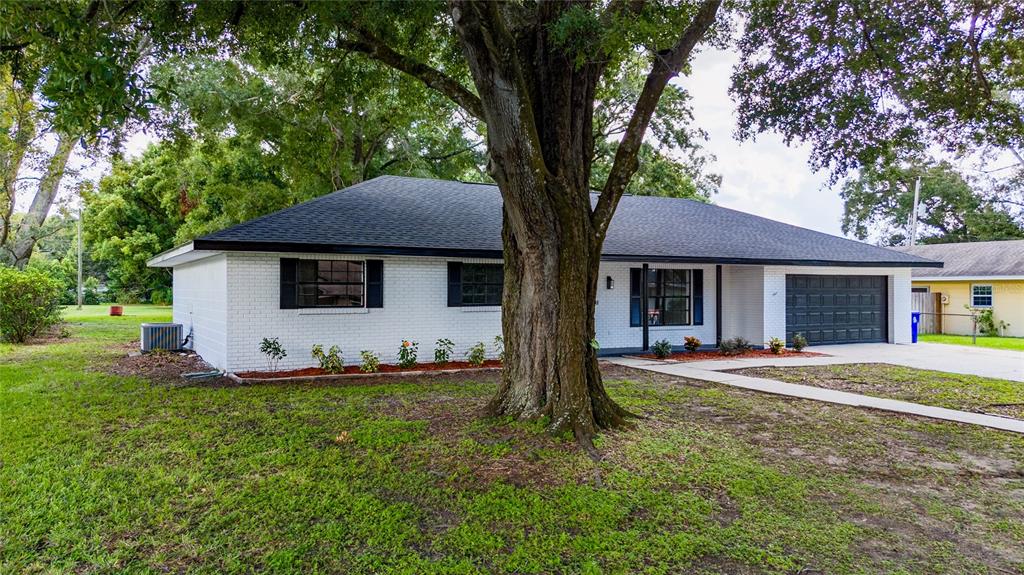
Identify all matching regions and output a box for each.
[719,337,752,356]
[434,338,454,365]
[466,342,486,366]
[683,336,702,352]
[767,337,785,355]
[493,335,504,362]
[792,333,808,352]
[975,308,1010,337]
[311,344,344,374]
[397,340,418,369]
[359,350,380,373]
[0,267,63,343]
[651,339,673,359]
[259,337,287,372]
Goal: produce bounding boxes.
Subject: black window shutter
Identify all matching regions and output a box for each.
[366,260,383,308]
[447,262,463,307]
[693,269,704,325]
[629,268,641,327]
[280,258,298,309]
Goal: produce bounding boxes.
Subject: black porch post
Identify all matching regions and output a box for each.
[641,263,649,351]
[715,264,722,346]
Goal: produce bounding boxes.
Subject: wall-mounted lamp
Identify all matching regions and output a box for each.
[606,276,614,290]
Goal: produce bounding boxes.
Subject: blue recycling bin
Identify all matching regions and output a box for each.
[911,311,921,343]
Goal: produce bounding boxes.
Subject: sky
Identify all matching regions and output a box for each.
[26,47,891,239]
[678,48,842,235]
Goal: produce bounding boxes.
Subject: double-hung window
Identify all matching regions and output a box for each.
[971,284,993,308]
[460,263,503,306]
[298,260,364,308]
[630,268,696,326]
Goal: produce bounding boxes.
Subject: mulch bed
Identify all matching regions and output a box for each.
[236,360,503,379]
[104,343,224,383]
[635,349,828,362]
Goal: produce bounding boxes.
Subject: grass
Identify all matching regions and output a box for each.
[919,333,1024,351]
[2,308,1023,574]
[731,363,1024,419]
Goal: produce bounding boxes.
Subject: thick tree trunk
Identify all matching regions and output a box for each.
[12,133,75,269]
[484,179,632,445]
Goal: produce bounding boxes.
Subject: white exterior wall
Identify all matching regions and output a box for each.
[168,251,915,372]
[594,262,718,351]
[172,254,228,369]
[761,266,913,345]
[224,252,505,372]
[720,265,764,343]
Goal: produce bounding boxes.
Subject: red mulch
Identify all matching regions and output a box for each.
[637,349,828,361]
[236,360,502,379]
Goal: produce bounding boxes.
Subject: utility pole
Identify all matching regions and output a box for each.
[906,176,921,246]
[77,206,83,309]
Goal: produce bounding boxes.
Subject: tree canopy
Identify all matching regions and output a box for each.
[841,159,1024,245]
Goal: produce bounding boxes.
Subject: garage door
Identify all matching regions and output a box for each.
[786,275,887,344]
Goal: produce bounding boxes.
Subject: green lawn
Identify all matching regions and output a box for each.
[2,310,1023,574]
[919,333,1024,351]
[732,363,1024,419]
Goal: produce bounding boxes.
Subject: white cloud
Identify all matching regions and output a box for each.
[677,48,845,236]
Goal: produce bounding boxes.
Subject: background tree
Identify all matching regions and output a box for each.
[8,0,1023,448]
[0,1,155,267]
[841,160,1024,245]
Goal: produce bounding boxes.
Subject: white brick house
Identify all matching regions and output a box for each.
[149,176,939,372]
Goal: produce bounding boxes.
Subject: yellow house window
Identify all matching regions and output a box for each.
[971,285,993,308]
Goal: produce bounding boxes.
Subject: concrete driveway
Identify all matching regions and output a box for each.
[649,342,1023,382]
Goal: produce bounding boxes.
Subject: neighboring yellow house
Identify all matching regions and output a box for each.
[897,240,1024,337]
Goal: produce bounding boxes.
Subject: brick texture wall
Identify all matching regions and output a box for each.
[171,252,913,371]
[172,255,228,368]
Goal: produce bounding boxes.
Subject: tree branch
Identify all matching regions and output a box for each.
[338,30,485,122]
[592,0,720,240]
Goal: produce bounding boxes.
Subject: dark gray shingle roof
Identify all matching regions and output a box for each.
[195,175,939,267]
[894,240,1024,277]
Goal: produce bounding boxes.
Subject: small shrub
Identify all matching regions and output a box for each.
[792,333,808,352]
[683,336,702,352]
[360,350,380,373]
[150,287,173,306]
[466,342,486,366]
[311,344,344,374]
[259,337,287,371]
[434,338,454,365]
[0,267,63,343]
[719,337,752,356]
[975,308,1010,337]
[651,339,672,359]
[767,337,785,354]
[493,335,504,362]
[397,340,418,369]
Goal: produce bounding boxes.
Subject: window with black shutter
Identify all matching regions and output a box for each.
[448,262,503,306]
[280,258,371,308]
[629,268,702,326]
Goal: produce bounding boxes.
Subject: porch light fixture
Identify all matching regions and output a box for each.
[606,276,614,290]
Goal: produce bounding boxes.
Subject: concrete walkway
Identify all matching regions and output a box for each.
[608,353,1024,434]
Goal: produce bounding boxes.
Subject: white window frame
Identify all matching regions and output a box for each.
[911,286,930,294]
[970,284,993,308]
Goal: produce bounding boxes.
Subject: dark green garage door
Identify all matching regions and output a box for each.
[785,275,887,344]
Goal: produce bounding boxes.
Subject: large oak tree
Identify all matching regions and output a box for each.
[6,0,1022,447]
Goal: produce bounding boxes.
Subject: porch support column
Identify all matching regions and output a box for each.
[715,264,722,346]
[641,263,649,351]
